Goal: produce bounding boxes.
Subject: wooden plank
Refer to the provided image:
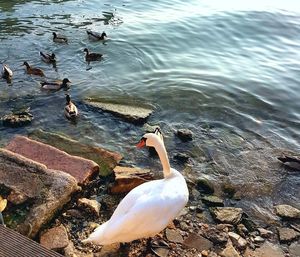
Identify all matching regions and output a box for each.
[0,225,63,257]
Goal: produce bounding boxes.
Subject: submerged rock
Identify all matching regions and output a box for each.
[202,195,224,207]
[274,204,300,219]
[176,129,193,142]
[85,98,154,124]
[0,148,78,238]
[1,108,33,127]
[40,224,69,251]
[110,166,153,194]
[29,129,122,176]
[210,207,243,225]
[196,178,215,195]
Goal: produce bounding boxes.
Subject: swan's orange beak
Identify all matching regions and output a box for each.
[136,140,146,148]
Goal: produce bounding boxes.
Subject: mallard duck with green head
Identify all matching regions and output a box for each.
[83,48,103,63]
[65,94,78,119]
[40,78,71,90]
[40,51,56,64]
[87,30,107,41]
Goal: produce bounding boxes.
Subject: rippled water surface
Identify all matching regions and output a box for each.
[0,0,300,222]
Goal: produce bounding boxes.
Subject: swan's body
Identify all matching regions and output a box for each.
[87,30,107,41]
[83,132,189,245]
[64,94,78,119]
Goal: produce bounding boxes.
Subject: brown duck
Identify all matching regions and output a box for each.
[23,61,45,77]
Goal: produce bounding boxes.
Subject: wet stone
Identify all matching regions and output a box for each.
[257,227,273,238]
[220,242,240,257]
[174,152,190,163]
[228,232,247,250]
[277,227,300,243]
[289,242,300,257]
[251,242,284,257]
[274,204,300,219]
[210,207,243,225]
[40,224,69,251]
[202,195,224,207]
[196,178,215,194]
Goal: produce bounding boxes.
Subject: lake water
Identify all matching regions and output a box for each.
[0,0,299,223]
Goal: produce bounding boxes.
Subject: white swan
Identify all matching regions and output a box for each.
[82,131,189,245]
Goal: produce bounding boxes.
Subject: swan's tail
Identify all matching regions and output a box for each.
[81,221,108,245]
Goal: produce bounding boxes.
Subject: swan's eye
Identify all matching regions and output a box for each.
[136,137,146,148]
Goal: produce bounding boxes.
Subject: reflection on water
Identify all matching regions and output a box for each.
[0,0,300,221]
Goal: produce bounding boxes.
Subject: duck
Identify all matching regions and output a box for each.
[1,64,13,82]
[52,32,68,43]
[0,195,7,226]
[23,61,45,77]
[64,94,78,119]
[86,30,107,41]
[82,130,189,245]
[40,78,71,90]
[40,51,56,63]
[83,48,103,63]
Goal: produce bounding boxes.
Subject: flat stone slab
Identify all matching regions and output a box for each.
[29,129,122,176]
[210,207,243,225]
[0,148,78,238]
[110,166,153,194]
[85,99,153,124]
[6,135,99,184]
[274,204,300,219]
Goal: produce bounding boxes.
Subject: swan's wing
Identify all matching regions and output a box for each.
[109,179,161,220]
[105,187,186,241]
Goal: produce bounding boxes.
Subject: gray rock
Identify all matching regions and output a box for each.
[183,233,213,252]
[251,242,284,257]
[40,225,69,251]
[210,207,243,225]
[202,195,224,207]
[257,228,274,238]
[85,98,153,124]
[289,242,300,257]
[165,228,184,243]
[176,129,193,141]
[274,204,300,219]
[78,198,101,217]
[0,148,78,238]
[253,236,265,243]
[277,227,300,243]
[228,232,247,250]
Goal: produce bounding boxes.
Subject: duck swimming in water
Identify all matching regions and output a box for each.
[83,48,103,63]
[1,64,13,83]
[23,61,45,77]
[86,30,107,41]
[64,94,78,119]
[83,130,189,245]
[40,51,56,64]
[40,78,71,90]
[52,32,68,44]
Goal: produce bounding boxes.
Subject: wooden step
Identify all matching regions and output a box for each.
[6,135,99,184]
[0,225,63,257]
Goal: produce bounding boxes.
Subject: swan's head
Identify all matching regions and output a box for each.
[136,133,162,148]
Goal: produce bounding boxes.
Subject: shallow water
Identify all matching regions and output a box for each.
[0,0,299,222]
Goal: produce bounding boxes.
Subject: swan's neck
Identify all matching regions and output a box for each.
[154,139,171,177]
